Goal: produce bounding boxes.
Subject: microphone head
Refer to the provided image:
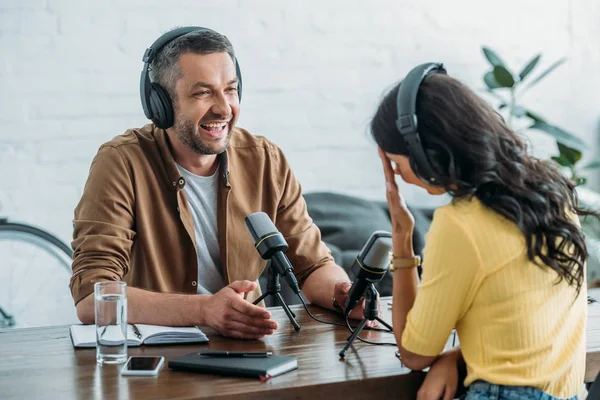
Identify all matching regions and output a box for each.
[343,231,392,315]
[245,212,289,259]
[362,232,393,269]
[245,212,277,243]
[355,231,392,283]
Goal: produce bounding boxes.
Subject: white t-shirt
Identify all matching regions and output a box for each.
[176,163,226,294]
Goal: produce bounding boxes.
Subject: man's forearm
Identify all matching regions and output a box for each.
[76,287,210,326]
[301,263,350,309]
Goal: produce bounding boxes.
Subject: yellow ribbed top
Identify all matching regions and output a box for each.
[402,197,586,397]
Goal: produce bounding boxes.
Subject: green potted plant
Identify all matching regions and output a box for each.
[480,47,600,286]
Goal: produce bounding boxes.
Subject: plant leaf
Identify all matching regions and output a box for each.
[557,143,582,165]
[484,71,502,89]
[584,160,600,170]
[524,58,566,89]
[528,122,586,151]
[493,66,515,88]
[519,54,541,81]
[551,155,571,167]
[525,110,546,123]
[482,47,507,68]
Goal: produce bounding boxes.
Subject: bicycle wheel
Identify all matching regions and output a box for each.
[0,219,76,329]
[0,219,73,268]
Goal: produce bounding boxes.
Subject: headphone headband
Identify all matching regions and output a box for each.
[140,26,242,129]
[395,62,446,184]
[142,26,210,64]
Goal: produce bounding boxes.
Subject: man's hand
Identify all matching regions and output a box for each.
[333,281,381,327]
[203,280,279,339]
[416,351,460,400]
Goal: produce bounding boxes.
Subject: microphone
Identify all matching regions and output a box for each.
[244,212,300,294]
[343,231,393,316]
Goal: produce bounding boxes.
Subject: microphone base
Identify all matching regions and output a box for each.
[338,283,393,358]
[253,265,301,332]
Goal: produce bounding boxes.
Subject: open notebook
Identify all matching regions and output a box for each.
[70,324,209,348]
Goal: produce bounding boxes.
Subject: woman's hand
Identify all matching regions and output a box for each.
[378,148,415,257]
[417,351,460,400]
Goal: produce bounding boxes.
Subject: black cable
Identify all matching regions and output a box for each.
[296,293,346,327]
[345,315,396,346]
[296,293,393,333]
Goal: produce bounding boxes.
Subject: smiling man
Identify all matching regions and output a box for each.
[69,27,364,339]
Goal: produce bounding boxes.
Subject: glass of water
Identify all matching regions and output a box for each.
[94,281,127,364]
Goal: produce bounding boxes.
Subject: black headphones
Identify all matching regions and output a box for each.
[395,62,447,185]
[139,26,243,129]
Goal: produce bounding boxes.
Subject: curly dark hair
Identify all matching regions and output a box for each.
[371,73,599,295]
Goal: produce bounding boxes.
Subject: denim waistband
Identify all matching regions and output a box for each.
[465,380,577,400]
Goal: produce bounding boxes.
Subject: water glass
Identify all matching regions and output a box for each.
[94,281,127,364]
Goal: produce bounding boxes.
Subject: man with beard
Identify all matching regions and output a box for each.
[70,27,366,339]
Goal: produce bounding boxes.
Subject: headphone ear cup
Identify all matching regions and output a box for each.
[425,148,441,174]
[409,157,422,182]
[426,148,448,184]
[149,83,174,129]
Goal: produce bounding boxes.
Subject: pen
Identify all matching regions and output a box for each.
[199,351,273,358]
[131,324,142,340]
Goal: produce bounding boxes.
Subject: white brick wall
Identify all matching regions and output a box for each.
[1,0,599,327]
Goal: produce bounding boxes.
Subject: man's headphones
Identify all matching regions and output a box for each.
[395,62,447,185]
[139,26,243,129]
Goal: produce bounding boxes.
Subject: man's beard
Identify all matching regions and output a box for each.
[172,116,232,155]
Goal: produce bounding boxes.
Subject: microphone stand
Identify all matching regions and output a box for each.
[339,283,393,358]
[253,263,301,332]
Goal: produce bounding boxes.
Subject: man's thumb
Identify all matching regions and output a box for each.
[229,280,257,293]
[340,281,352,294]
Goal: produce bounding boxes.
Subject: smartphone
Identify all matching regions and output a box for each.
[120,356,165,376]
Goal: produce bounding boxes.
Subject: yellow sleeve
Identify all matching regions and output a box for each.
[401,207,485,356]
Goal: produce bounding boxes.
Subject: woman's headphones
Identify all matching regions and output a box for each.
[139,26,243,129]
[395,62,446,185]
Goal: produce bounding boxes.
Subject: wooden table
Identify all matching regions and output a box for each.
[1,291,599,399]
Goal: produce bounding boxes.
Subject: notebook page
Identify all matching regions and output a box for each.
[135,324,208,345]
[70,324,142,348]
